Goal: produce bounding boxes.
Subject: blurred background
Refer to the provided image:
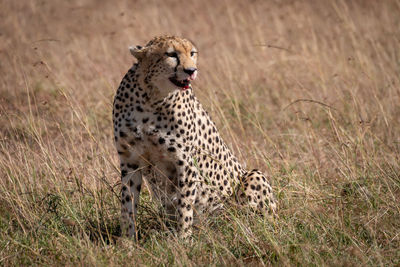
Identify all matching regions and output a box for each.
[0,0,399,265]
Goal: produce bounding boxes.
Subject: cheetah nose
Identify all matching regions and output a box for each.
[184,67,197,75]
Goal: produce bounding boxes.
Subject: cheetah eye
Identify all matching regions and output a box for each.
[166,52,178,58]
[191,51,197,57]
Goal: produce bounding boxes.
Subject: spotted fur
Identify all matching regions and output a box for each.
[113,36,276,239]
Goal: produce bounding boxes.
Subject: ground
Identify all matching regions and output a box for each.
[0,0,399,266]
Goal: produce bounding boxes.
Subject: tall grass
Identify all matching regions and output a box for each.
[1,0,399,265]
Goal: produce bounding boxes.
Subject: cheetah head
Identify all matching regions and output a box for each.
[130,36,198,93]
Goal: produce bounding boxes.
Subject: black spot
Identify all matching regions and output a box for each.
[168,147,176,152]
[127,163,139,170]
[158,137,165,144]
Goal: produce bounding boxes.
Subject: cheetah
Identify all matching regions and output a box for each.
[112,36,276,239]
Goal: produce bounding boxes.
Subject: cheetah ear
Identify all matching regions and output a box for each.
[129,45,146,60]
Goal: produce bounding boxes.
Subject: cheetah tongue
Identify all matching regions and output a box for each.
[169,76,190,89]
[181,79,190,90]
[178,79,190,90]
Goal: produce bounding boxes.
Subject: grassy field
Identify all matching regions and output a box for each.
[1,0,399,265]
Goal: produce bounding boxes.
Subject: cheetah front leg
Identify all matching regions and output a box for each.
[175,157,199,239]
[120,160,142,239]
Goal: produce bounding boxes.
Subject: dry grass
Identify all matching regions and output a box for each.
[1,0,399,265]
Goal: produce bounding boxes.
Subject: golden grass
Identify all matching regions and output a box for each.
[1,0,399,265]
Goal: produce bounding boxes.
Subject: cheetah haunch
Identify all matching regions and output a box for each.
[113,36,276,239]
